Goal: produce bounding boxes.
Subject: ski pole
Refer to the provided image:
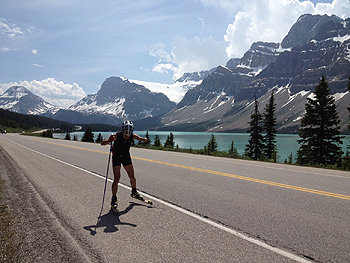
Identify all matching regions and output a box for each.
[99,142,112,215]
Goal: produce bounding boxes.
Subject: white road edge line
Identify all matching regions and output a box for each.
[10,139,311,263]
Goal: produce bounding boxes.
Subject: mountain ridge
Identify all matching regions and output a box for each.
[161,14,350,133]
[0,14,349,133]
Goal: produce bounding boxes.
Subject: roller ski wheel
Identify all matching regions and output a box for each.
[131,191,153,205]
[111,197,119,214]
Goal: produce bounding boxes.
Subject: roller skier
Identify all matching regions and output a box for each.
[101,120,151,214]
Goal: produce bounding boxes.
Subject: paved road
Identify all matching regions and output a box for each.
[1,133,349,262]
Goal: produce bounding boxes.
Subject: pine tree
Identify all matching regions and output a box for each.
[245,95,265,160]
[297,76,343,165]
[95,133,103,143]
[64,132,71,140]
[144,130,151,145]
[342,151,350,170]
[228,140,238,157]
[164,132,175,148]
[81,127,94,142]
[42,129,53,138]
[347,76,350,149]
[263,90,278,161]
[207,133,218,155]
[153,134,161,147]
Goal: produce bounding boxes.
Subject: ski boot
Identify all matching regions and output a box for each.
[131,190,153,205]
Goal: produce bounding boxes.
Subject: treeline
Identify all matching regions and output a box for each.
[132,75,350,170]
[0,109,74,132]
[244,75,350,169]
[46,75,350,170]
[78,123,120,132]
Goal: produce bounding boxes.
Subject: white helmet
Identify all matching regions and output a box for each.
[122,120,134,135]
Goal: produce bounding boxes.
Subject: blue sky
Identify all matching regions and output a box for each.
[1,0,349,108]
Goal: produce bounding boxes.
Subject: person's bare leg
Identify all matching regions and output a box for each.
[112,166,121,196]
[124,164,136,189]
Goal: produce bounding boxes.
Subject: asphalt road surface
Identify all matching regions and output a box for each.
[1,133,349,262]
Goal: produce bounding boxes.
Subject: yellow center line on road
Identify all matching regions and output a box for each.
[134,157,350,201]
[29,138,108,154]
[30,138,350,201]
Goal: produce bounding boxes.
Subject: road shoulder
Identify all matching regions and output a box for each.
[0,145,100,263]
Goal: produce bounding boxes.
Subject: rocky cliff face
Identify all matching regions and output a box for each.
[60,76,176,124]
[281,14,342,48]
[259,18,350,95]
[162,14,350,133]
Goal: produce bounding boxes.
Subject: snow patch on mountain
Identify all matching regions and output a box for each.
[130,79,201,103]
[333,91,348,101]
[333,34,350,44]
[0,86,62,115]
[282,89,311,108]
[69,97,126,117]
[2,86,30,99]
[0,100,18,109]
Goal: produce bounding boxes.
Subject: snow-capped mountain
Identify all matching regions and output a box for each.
[161,14,350,133]
[0,86,61,115]
[1,14,349,133]
[50,77,176,125]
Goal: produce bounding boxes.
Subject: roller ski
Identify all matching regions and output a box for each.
[110,196,119,214]
[131,190,153,205]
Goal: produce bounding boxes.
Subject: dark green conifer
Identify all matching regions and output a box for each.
[81,127,94,142]
[144,131,151,145]
[263,90,278,161]
[164,132,175,148]
[245,95,265,160]
[153,134,161,147]
[297,76,343,165]
[64,132,71,140]
[95,133,103,143]
[207,133,218,155]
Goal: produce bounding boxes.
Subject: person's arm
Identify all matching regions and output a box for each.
[133,134,147,142]
[101,134,116,145]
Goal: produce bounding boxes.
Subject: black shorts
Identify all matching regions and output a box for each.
[112,152,132,167]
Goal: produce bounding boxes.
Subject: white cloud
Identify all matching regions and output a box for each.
[222,0,350,58]
[0,78,86,108]
[149,42,172,62]
[33,64,44,67]
[198,17,205,29]
[314,0,350,19]
[0,18,24,38]
[32,49,40,55]
[151,0,350,81]
[151,36,229,81]
[152,63,177,74]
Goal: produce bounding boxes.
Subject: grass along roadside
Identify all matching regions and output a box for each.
[0,177,21,262]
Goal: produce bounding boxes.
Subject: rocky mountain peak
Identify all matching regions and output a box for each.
[225,58,241,69]
[64,76,176,124]
[2,86,30,99]
[175,68,216,83]
[239,41,284,70]
[0,86,61,115]
[164,14,350,133]
[281,14,342,48]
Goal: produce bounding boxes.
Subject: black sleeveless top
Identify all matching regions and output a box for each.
[112,132,133,154]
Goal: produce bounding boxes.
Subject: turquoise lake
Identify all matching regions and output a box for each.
[53,131,350,163]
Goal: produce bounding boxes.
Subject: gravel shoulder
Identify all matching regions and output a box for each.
[0,145,101,263]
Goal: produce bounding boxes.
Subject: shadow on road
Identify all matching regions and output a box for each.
[84,202,147,235]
